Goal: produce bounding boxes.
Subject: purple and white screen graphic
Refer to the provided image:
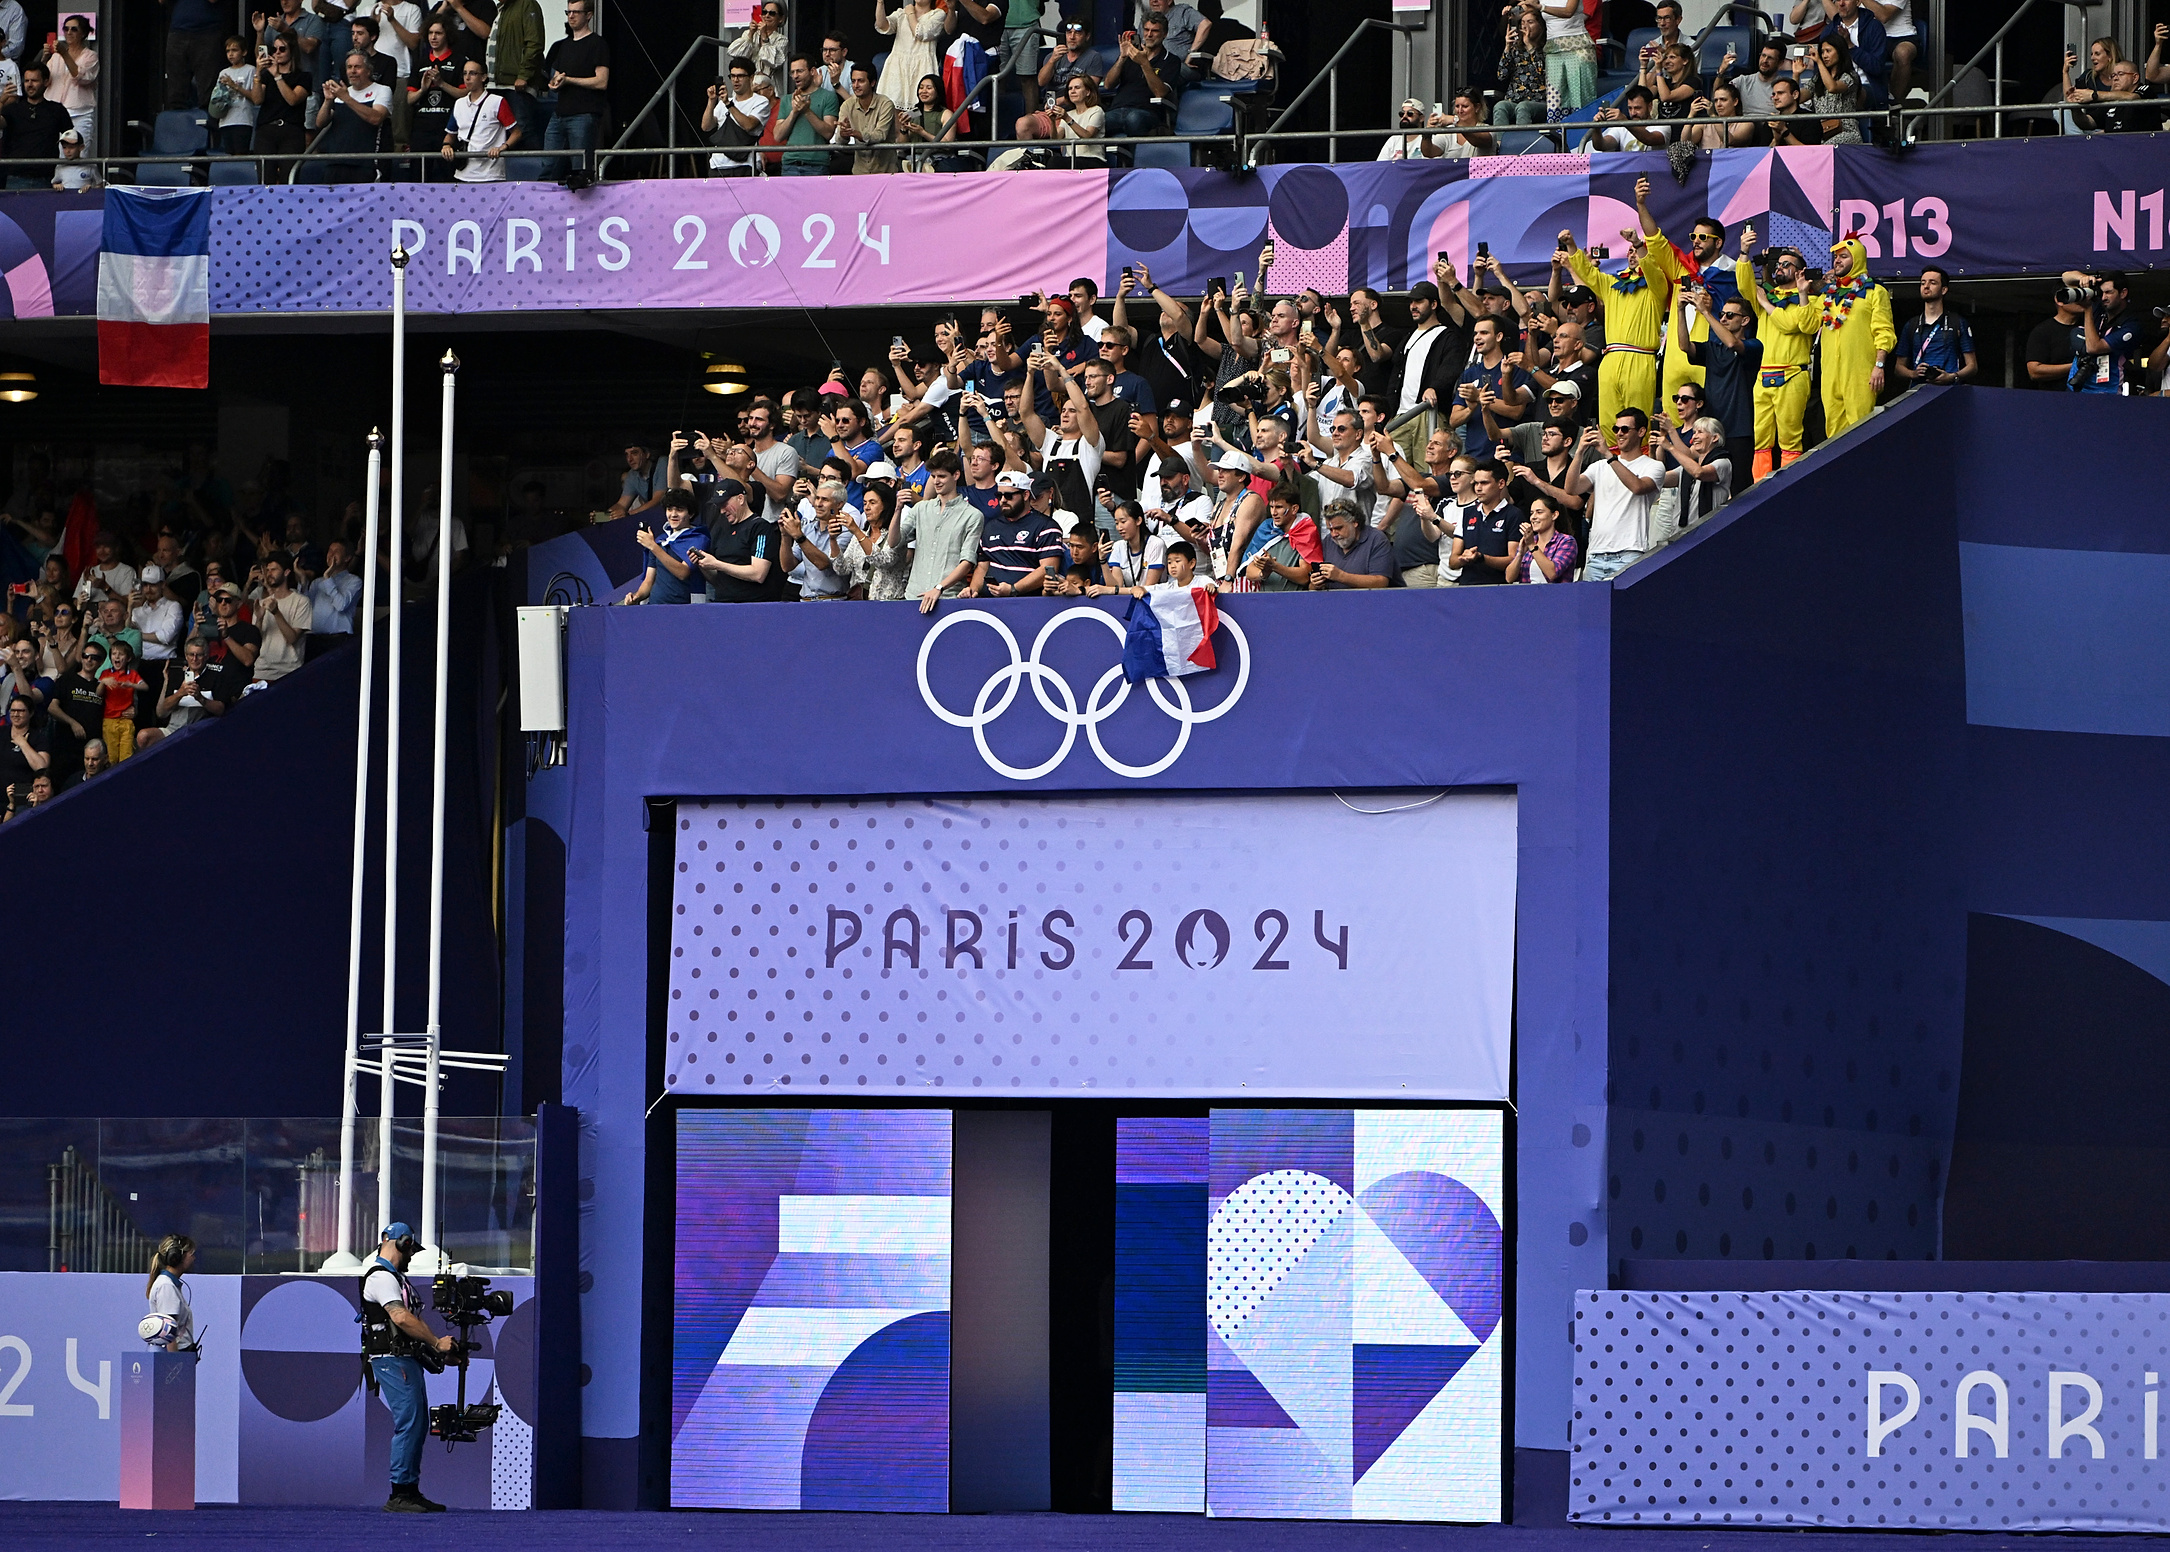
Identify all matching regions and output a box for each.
[1573,1291,2170,1532]
[1202,1109,1506,1521]
[672,1109,951,1511]
[665,793,1516,1097]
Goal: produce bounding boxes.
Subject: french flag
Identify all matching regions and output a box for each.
[98,188,211,389]
[1122,586,1219,684]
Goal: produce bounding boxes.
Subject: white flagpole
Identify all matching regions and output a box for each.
[418,351,459,1271]
[322,427,386,1276]
[379,245,409,1243]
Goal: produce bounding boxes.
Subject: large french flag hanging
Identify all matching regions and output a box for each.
[1122,585,1219,684]
[97,188,212,389]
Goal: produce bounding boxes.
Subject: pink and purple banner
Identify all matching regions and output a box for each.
[208,171,1108,315]
[0,137,2159,322]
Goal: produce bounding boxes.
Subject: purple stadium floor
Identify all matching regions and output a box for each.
[0,1506,2146,1552]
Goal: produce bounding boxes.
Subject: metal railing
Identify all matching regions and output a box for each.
[43,146,589,187]
[1258,16,1422,164]
[49,1145,150,1275]
[1923,0,2050,139]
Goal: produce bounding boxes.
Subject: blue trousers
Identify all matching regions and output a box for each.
[370,1355,429,1487]
[543,110,600,180]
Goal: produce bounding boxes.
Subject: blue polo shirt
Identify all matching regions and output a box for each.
[1109,370,1158,413]
[1897,311,1975,377]
[2069,313,2142,394]
[645,520,709,605]
[1455,360,1535,460]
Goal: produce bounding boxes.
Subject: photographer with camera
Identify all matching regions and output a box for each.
[360,1224,459,1513]
[2061,271,2141,394]
[1892,266,1977,389]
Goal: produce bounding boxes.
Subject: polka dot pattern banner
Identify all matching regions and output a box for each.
[1572,1290,2170,1532]
[663,793,1517,1097]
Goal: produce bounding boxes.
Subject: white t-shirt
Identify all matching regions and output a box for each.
[1138,443,1206,509]
[1590,124,1646,153]
[361,1262,407,1314]
[1586,454,1664,555]
[1038,427,1103,492]
[709,89,772,170]
[147,1273,195,1349]
[1544,4,1586,41]
[1435,498,1471,579]
[359,0,422,75]
[1398,324,1446,414]
[76,561,138,603]
[1081,314,1108,342]
[217,64,260,127]
[449,90,518,181]
[1108,533,1168,586]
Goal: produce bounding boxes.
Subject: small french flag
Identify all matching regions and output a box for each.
[1122,586,1219,685]
[97,188,212,389]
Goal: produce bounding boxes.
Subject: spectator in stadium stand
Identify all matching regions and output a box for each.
[163,0,229,110]
[1506,493,1579,583]
[307,539,360,637]
[813,32,854,96]
[1015,20,1103,141]
[77,738,108,782]
[89,597,142,670]
[46,15,96,143]
[130,565,182,680]
[1653,413,1734,535]
[1,639,46,721]
[1581,408,1662,581]
[728,0,790,82]
[97,638,146,762]
[882,426,929,499]
[972,469,1065,597]
[0,693,49,808]
[1430,88,1496,158]
[1585,85,1664,151]
[1449,459,1524,586]
[689,480,780,603]
[249,552,310,682]
[1891,267,1977,387]
[778,478,848,601]
[346,17,398,90]
[1824,0,1889,104]
[1311,497,1392,591]
[1450,316,1535,462]
[1100,16,1174,139]
[248,34,314,158]
[2069,59,2160,131]
[43,639,100,782]
[1049,523,1108,595]
[1376,97,1440,160]
[2021,283,2085,388]
[1101,500,1165,592]
[1761,73,1820,145]
[742,401,804,510]
[619,489,705,606]
[900,451,979,613]
[444,57,519,178]
[539,0,606,176]
[826,481,906,601]
[315,51,391,181]
[1319,289,1395,395]
[209,583,261,678]
[1020,348,1104,522]
[1720,37,1786,115]
[1678,284,1760,495]
[210,35,260,155]
[1494,8,1545,124]
[609,444,659,520]
[1141,0,1202,57]
[774,54,840,177]
[959,442,1002,522]
[73,535,133,607]
[0,61,64,187]
[150,637,228,735]
[836,63,900,173]
[702,57,770,177]
[406,23,458,166]
[1503,420,1588,537]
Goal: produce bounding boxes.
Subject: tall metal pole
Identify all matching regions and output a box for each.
[379,245,409,1242]
[323,428,387,1275]
[419,351,459,1267]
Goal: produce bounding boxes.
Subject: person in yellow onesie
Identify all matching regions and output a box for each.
[1559,223,1672,434]
[1633,179,1739,405]
[1735,223,1818,480]
[1815,234,1896,442]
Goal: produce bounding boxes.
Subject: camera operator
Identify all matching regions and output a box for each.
[1892,266,1976,388]
[360,1224,458,1514]
[2063,271,2141,394]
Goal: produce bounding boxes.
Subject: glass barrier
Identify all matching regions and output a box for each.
[0,1117,535,1276]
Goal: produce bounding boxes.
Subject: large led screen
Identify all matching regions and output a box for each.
[1114,1109,1505,1522]
[665,793,1515,1098]
[672,1109,951,1511]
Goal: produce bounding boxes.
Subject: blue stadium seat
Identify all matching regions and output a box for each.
[1173,89,1233,138]
[1699,26,1756,78]
[1494,128,1557,155]
[1621,27,1661,67]
[209,157,260,185]
[138,109,208,186]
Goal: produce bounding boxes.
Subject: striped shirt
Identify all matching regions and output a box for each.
[978,513,1064,587]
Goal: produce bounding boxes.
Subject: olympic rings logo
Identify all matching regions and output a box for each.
[916,606,1249,781]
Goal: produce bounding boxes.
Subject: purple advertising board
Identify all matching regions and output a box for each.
[0,140,2157,321]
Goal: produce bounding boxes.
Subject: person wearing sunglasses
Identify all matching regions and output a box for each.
[1578,408,1661,582]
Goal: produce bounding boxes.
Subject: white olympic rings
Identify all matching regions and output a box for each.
[915,605,1250,781]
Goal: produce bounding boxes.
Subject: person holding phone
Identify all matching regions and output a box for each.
[619,488,708,606]
[1579,408,1661,582]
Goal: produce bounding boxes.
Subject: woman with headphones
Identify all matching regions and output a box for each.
[140,1234,200,1352]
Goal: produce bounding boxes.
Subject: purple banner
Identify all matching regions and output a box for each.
[1832,136,2170,278]
[209,172,1108,314]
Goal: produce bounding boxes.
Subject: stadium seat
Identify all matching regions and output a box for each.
[1133,142,1189,169]
[209,157,260,185]
[138,109,209,186]
[1174,88,1233,139]
[1620,27,1661,67]
[1699,26,1756,77]
[1494,128,1559,155]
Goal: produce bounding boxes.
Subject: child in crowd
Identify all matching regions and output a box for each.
[98,638,146,762]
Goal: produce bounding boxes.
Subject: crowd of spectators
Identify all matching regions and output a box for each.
[0,453,477,817]
[594,209,2150,616]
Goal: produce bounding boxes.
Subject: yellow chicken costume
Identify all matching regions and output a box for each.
[1817,235,1896,442]
[1645,236,1740,403]
[1566,238,1672,432]
[1737,253,1817,480]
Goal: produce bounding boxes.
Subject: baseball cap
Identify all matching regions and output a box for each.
[140,564,165,584]
[213,582,243,600]
[1408,281,1440,302]
[382,1221,415,1241]
[862,460,899,480]
[59,129,81,145]
[712,478,749,503]
[1029,472,1060,498]
[1561,285,1597,307]
[815,380,850,396]
[1543,381,1582,400]
[1213,450,1252,472]
[995,470,1033,493]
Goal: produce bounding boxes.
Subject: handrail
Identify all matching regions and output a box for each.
[611,32,729,153]
[1262,16,1421,148]
[1689,3,1775,52]
[1924,0,2046,108]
